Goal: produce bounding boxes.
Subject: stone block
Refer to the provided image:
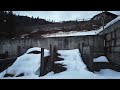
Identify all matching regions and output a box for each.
[116,38,120,46]
[112,31,115,39]
[106,33,111,41]
[112,40,114,46]
[113,46,120,52]
[116,29,120,38]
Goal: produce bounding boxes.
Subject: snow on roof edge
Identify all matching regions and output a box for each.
[97,16,120,35]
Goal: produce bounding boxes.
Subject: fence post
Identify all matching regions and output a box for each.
[78,43,80,52]
[81,43,84,54]
[50,44,54,62]
[50,44,52,57]
[45,44,54,73]
[40,48,44,76]
[17,46,21,57]
[54,45,57,61]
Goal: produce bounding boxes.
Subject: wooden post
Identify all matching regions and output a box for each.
[104,34,107,56]
[81,43,84,54]
[76,20,77,30]
[54,45,57,61]
[78,43,81,53]
[40,48,44,76]
[50,44,52,56]
[50,44,53,61]
[17,46,21,57]
[102,11,105,30]
[45,44,54,72]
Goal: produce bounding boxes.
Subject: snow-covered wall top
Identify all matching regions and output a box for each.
[99,17,120,35]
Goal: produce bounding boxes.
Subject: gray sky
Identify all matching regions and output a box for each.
[13,11,120,22]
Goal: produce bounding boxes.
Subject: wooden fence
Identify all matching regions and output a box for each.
[39,44,66,76]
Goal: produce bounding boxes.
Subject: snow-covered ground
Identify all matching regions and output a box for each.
[0,47,120,79]
[93,56,109,62]
[95,69,120,79]
[42,16,120,37]
[42,30,101,37]
[0,47,50,78]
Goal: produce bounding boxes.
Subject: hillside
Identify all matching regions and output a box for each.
[0,11,53,39]
[15,11,118,38]
[0,11,118,39]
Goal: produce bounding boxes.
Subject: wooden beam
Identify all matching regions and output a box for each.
[40,48,44,76]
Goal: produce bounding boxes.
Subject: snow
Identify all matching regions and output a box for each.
[103,16,120,29]
[0,49,105,79]
[0,47,120,79]
[21,34,29,38]
[31,29,39,33]
[96,16,120,34]
[42,30,100,37]
[42,16,120,37]
[55,49,87,71]
[0,47,50,78]
[25,47,49,56]
[93,56,109,62]
[94,69,120,79]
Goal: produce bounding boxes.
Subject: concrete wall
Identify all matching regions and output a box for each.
[0,36,104,57]
[105,28,120,65]
[99,20,120,65]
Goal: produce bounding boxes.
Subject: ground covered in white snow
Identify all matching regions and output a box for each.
[0,47,120,79]
[93,56,109,62]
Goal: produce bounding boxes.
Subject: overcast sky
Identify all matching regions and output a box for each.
[13,11,120,22]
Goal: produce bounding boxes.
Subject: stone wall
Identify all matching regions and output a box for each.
[99,20,120,65]
[105,28,120,65]
[0,35,104,57]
